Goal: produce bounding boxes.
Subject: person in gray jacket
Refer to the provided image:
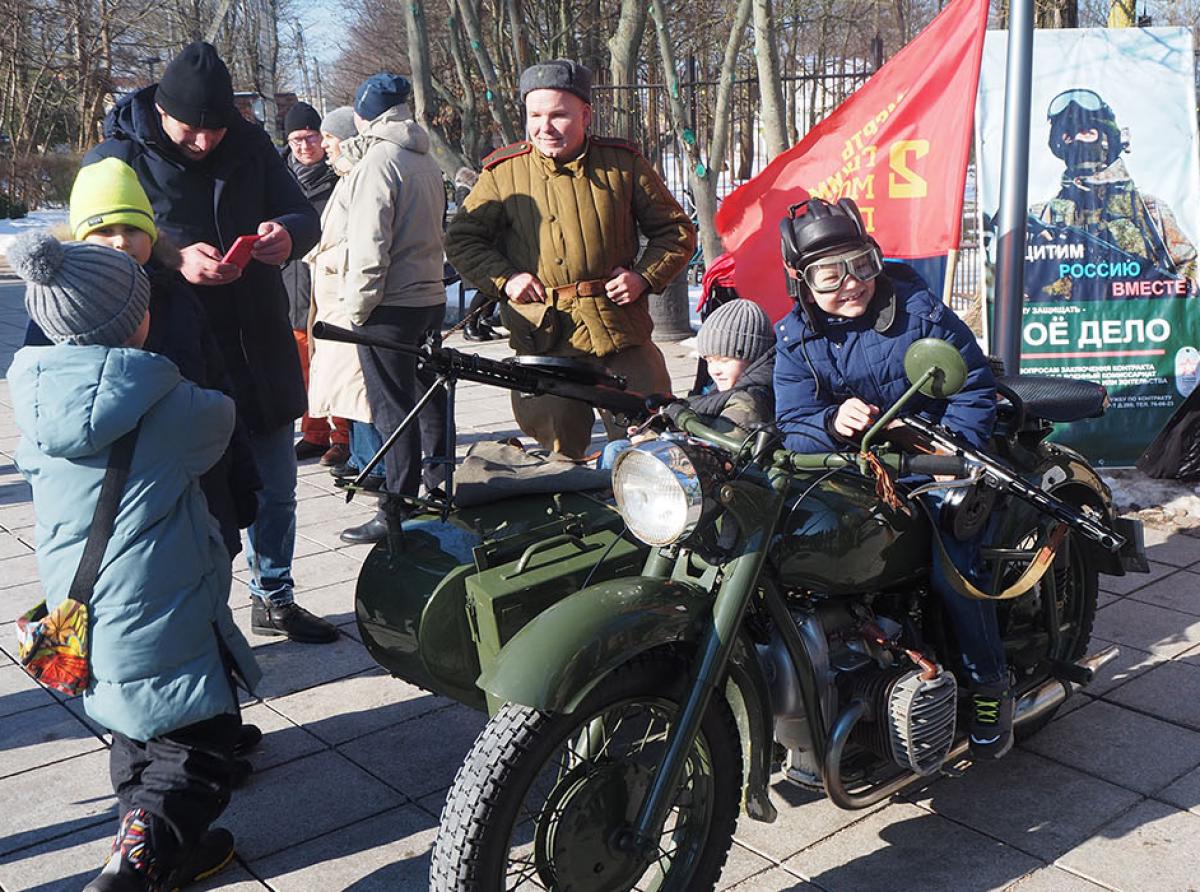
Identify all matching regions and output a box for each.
[340,73,453,544]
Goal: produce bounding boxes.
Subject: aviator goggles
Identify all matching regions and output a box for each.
[1046,89,1104,118]
[801,245,884,293]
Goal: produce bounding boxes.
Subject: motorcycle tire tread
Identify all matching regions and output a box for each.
[1013,528,1099,743]
[429,651,742,891]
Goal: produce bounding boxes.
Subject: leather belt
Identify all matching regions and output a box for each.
[548,277,609,301]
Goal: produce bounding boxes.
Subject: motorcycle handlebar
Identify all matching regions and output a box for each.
[901,454,968,477]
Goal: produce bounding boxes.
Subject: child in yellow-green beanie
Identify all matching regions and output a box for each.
[26,157,262,568]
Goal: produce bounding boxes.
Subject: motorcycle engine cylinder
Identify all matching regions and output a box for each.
[847,666,957,776]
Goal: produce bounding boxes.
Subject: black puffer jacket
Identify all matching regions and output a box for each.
[84,86,320,434]
[280,149,337,329]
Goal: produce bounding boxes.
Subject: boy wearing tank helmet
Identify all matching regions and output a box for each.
[1028,87,1198,299]
[772,197,1013,759]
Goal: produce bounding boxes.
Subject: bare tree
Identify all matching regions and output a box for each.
[606,0,646,141]
[401,0,471,176]
[452,0,520,143]
[648,0,752,264]
[752,0,788,158]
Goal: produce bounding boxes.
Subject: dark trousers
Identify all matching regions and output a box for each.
[355,303,453,500]
[925,493,1007,687]
[109,713,240,871]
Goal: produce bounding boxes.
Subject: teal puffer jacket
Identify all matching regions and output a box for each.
[10,345,261,741]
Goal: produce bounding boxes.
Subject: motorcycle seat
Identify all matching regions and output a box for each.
[997,375,1108,423]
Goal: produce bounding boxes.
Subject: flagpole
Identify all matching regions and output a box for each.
[992,0,1035,374]
[942,248,960,307]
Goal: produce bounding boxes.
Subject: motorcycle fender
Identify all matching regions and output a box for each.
[1043,451,1126,575]
[477,575,779,824]
[477,576,709,713]
[725,635,780,824]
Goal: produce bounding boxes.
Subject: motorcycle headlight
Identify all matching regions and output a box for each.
[611,440,708,546]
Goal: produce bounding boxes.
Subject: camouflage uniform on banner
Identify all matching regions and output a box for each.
[1025,88,1198,301]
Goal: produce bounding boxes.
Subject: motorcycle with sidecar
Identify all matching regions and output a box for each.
[314,323,1148,892]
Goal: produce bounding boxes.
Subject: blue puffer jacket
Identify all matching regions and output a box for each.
[774,263,996,453]
[10,345,261,741]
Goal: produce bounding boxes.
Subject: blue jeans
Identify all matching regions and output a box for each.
[599,438,632,470]
[243,423,297,607]
[925,492,1007,686]
[349,421,386,478]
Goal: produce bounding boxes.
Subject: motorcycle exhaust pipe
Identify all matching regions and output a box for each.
[823,645,1119,810]
[1014,644,1119,727]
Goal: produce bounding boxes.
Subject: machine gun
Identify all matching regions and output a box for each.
[1024,212,1179,300]
[312,322,652,513]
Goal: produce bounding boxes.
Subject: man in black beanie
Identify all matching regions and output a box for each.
[85,41,338,645]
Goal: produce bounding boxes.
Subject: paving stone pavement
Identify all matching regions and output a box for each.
[0,278,1199,891]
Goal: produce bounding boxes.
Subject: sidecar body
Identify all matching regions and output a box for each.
[355,492,645,712]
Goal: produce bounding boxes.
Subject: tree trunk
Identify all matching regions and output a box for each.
[445,7,482,163]
[606,0,646,142]
[453,0,520,144]
[709,0,753,199]
[752,0,788,159]
[402,0,471,177]
[205,0,236,42]
[261,0,280,140]
[504,0,531,74]
[648,0,749,267]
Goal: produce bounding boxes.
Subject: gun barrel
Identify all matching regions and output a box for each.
[313,321,649,420]
[312,321,423,356]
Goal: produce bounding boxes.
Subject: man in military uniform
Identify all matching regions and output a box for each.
[1027,88,1198,300]
[445,59,696,458]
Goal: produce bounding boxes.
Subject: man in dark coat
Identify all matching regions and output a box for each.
[84,41,336,643]
[280,100,349,467]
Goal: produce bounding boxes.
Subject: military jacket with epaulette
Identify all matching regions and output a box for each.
[444,136,695,356]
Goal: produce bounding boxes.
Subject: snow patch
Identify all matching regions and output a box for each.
[1101,468,1200,533]
[0,208,70,256]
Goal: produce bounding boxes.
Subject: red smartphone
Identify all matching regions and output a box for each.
[221,235,261,269]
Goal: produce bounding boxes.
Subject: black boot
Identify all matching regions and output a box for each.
[233,723,262,758]
[162,828,236,890]
[340,510,389,545]
[969,678,1015,760]
[463,319,497,342]
[84,809,159,892]
[251,601,338,643]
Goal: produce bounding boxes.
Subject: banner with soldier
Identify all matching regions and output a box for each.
[976,26,1200,466]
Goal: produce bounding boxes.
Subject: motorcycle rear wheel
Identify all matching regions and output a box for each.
[1015,527,1099,740]
[430,652,742,892]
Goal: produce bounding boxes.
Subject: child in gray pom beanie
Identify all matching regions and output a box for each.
[10,232,152,347]
[600,298,776,467]
[7,231,260,892]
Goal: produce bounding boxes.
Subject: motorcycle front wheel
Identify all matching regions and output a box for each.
[430,652,742,892]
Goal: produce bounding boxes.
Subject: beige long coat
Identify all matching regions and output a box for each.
[306,143,373,423]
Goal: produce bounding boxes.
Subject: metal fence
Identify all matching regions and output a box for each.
[590,60,876,205]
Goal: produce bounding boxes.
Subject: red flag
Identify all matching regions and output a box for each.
[715,0,989,320]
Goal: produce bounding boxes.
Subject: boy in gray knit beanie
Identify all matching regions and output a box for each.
[8,228,260,892]
[9,232,150,347]
[601,298,776,468]
[695,298,773,393]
